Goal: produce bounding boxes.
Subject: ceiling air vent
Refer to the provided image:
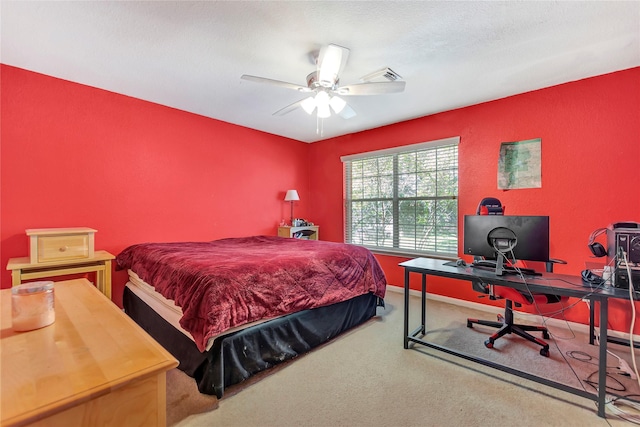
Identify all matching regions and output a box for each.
[360,67,402,83]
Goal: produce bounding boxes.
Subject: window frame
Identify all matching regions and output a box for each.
[341,136,460,258]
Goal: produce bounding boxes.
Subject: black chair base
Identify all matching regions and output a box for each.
[467,300,551,357]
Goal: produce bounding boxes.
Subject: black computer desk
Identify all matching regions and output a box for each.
[399,257,637,418]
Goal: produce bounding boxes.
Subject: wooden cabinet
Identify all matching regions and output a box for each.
[0,279,178,427]
[26,227,97,264]
[278,225,319,240]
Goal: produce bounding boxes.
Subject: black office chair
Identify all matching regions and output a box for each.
[466,198,567,357]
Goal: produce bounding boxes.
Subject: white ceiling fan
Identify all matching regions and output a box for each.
[241,44,405,125]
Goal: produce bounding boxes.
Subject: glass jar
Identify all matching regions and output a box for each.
[11,281,55,331]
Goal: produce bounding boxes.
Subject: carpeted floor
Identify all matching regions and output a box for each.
[165,289,640,426]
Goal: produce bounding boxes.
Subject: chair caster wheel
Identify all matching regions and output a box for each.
[543,331,550,339]
[540,347,550,357]
[484,339,494,349]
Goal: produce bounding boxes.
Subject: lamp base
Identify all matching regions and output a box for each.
[290,201,294,226]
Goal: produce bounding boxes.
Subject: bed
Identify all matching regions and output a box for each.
[115,235,387,398]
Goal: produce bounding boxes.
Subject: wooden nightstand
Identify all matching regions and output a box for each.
[7,227,114,299]
[7,250,115,299]
[278,225,319,240]
[0,279,178,427]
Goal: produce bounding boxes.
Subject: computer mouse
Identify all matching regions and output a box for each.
[456,259,467,267]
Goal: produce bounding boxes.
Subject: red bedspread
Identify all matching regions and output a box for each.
[116,236,387,351]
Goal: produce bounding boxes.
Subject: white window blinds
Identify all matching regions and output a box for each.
[342,137,459,256]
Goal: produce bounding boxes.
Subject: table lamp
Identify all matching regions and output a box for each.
[284,190,300,225]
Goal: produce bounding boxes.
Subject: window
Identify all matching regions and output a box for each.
[342,137,459,257]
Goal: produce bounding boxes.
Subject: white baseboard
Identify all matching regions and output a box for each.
[385,285,640,344]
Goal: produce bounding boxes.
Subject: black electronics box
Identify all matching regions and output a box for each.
[607,223,640,289]
[608,225,640,264]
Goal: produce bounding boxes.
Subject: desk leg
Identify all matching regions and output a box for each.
[597,298,608,418]
[421,274,426,334]
[404,269,410,349]
[589,301,596,345]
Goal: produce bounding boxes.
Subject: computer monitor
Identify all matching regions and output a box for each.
[463,215,550,275]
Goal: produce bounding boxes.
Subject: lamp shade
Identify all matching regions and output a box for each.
[284,190,300,201]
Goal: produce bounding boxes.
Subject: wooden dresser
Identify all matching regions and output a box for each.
[0,279,178,426]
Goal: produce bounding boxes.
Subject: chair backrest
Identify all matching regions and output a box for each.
[476,197,505,215]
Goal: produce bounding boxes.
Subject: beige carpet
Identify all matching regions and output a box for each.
[165,289,639,426]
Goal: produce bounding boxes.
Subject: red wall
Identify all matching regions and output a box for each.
[1,65,311,306]
[2,64,639,332]
[308,67,640,332]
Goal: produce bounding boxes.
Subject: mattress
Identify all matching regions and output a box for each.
[126,270,275,351]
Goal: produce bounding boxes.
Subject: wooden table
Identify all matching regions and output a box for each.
[6,250,115,299]
[0,279,178,427]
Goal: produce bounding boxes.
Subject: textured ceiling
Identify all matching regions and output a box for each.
[1,1,639,143]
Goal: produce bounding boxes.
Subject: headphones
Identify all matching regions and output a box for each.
[588,228,608,257]
[581,269,605,287]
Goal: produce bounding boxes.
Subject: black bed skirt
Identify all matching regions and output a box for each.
[123,287,382,398]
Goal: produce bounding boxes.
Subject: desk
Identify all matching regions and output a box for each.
[400,257,636,418]
[7,250,114,299]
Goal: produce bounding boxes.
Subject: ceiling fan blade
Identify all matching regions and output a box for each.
[317,44,350,86]
[241,75,312,92]
[272,99,305,116]
[337,103,356,119]
[336,81,406,96]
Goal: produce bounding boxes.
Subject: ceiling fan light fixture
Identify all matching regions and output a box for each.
[317,104,331,118]
[315,91,331,118]
[315,90,330,106]
[317,102,331,118]
[329,95,346,114]
[300,96,316,114]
